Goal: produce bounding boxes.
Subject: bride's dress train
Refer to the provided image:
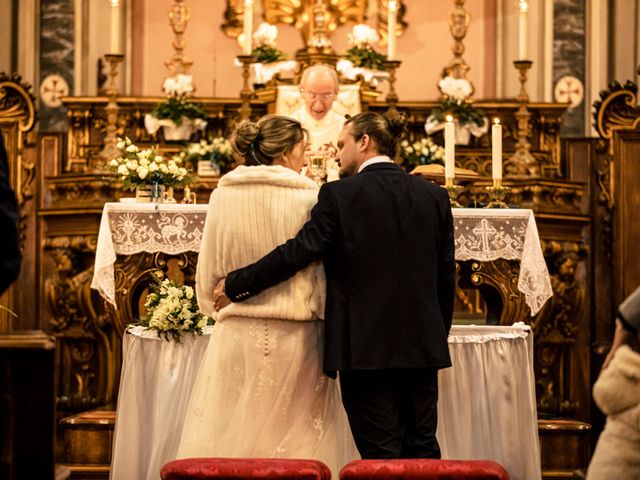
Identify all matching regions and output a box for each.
[177,317,359,475]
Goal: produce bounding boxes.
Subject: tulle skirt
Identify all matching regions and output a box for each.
[177,317,359,475]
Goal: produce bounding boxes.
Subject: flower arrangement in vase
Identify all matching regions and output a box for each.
[108,137,195,202]
[343,24,388,72]
[176,137,235,177]
[400,137,445,170]
[139,273,211,342]
[144,74,207,141]
[425,76,487,145]
[243,23,297,86]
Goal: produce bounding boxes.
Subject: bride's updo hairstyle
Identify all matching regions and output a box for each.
[231,115,307,166]
[344,112,408,159]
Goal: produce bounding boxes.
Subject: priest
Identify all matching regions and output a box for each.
[290,64,345,181]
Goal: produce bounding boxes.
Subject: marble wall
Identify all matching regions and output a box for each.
[553,0,586,136]
[39,0,75,132]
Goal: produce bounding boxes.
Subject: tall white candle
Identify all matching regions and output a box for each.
[243,0,254,55]
[444,115,455,179]
[518,1,528,60]
[110,0,121,54]
[492,118,503,180]
[387,0,398,60]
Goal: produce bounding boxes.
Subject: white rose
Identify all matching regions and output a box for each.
[117,164,128,175]
[137,166,149,179]
[109,159,119,167]
[185,287,194,299]
[148,162,159,172]
[116,140,126,150]
[126,144,138,153]
[160,164,169,174]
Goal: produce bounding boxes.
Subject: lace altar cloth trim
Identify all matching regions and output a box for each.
[91,204,552,315]
[91,203,209,308]
[453,208,552,315]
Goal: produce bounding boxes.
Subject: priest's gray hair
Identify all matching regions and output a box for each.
[299,64,339,94]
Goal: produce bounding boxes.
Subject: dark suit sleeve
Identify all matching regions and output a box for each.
[437,198,456,334]
[0,136,21,294]
[225,183,338,302]
[618,285,640,334]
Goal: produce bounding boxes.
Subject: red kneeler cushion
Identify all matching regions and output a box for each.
[339,459,510,479]
[161,458,331,480]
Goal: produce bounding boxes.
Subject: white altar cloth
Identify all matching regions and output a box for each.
[438,323,541,480]
[110,324,540,480]
[109,326,213,480]
[92,204,552,315]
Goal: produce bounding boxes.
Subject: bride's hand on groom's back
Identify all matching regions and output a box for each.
[213,278,231,311]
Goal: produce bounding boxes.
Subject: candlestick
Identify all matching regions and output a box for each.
[444,177,464,208]
[444,115,455,179]
[110,0,121,54]
[491,118,502,181]
[387,0,398,60]
[243,0,254,55]
[485,178,510,208]
[518,0,528,60]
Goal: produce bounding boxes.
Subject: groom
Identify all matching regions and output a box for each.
[215,111,455,459]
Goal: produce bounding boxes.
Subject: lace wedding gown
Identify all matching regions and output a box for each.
[177,317,359,475]
[176,165,359,475]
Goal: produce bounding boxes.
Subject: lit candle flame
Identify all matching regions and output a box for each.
[519,0,529,13]
[446,115,454,123]
[493,117,500,125]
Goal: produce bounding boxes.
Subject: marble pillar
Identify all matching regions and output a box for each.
[553,0,586,136]
[39,0,75,132]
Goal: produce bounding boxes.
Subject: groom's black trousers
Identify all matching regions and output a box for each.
[339,368,441,459]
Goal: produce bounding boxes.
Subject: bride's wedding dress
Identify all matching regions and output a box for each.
[176,165,359,475]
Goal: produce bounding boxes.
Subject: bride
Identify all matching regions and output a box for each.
[176,115,359,474]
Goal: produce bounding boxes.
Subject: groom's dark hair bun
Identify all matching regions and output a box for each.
[345,111,407,159]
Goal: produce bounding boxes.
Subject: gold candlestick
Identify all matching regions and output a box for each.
[485,178,510,208]
[100,53,125,163]
[237,54,255,121]
[384,59,402,115]
[181,185,197,204]
[444,177,464,208]
[509,60,538,177]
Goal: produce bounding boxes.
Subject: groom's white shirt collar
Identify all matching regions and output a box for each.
[358,155,393,173]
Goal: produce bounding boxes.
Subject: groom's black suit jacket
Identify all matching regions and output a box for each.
[226,162,456,376]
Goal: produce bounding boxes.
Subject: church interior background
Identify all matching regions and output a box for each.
[1,0,640,478]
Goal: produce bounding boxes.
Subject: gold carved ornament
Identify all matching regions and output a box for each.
[592,80,640,209]
[0,73,36,208]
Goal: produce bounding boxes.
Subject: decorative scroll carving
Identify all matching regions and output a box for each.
[43,235,111,412]
[593,81,640,141]
[0,72,36,207]
[535,240,586,415]
[457,259,529,324]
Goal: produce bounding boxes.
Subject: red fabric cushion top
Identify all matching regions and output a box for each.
[339,459,509,480]
[161,458,331,480]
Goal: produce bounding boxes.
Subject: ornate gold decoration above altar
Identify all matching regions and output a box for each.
[446,0,471,79]
[0,72,36,208]
[165,0,193,76]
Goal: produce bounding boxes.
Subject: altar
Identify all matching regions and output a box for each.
[92,202,550,480]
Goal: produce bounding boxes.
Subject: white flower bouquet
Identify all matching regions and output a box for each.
[145,74,207,138]
[140,275,211,342]
[400,137,445,169]
[176,137,235,175]
[251,23,286,63]
[428,75,486,128]
[344,24,388,71]
[108,137,195,190]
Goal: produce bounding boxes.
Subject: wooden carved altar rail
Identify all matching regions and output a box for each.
[37,95,589,426]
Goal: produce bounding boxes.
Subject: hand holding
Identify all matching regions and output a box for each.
[212,278,231,311]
